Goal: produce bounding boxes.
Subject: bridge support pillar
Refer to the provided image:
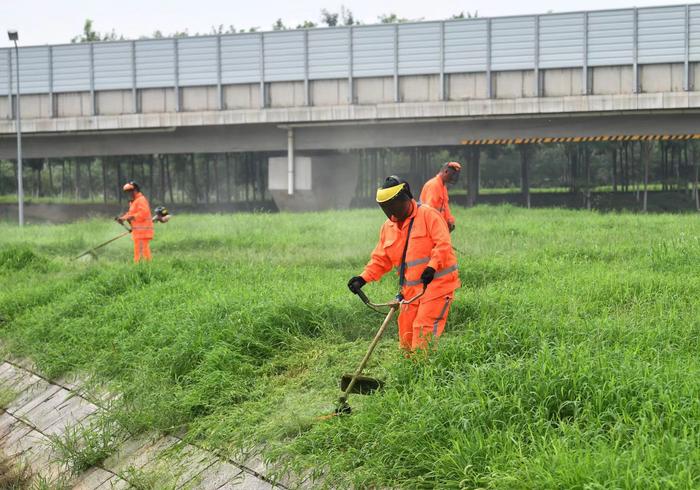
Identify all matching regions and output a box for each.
[268,152,359,211]
[465,146,480,207]
[520,145,532,209]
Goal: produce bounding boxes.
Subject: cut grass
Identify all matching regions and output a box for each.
[48,415,126,475]
[2,206,700,487]
[0,453,32,489]
[0,386,16,408]
[118,464,179,490]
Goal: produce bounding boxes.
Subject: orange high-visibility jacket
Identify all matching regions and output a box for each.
[120,192,153,240]
[361,201,459,302]
[420,175,455,226]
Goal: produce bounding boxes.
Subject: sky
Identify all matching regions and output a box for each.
[2,0,689,46]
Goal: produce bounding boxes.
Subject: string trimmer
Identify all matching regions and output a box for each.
[331,286,426,416]
[74,206,170,260]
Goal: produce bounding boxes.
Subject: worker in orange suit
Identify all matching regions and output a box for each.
[348,176,460,351]
[420,161,461,232]
[116,181,154,263]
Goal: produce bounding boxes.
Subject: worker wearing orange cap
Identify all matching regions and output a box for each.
[116,181,154,262]
[348,176,460,351]
[420,162,461,232]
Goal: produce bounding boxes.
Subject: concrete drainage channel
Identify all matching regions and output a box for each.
[0,360,288,489]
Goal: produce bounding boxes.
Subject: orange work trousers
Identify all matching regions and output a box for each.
[398,294,453,351]
[133,238,152,263]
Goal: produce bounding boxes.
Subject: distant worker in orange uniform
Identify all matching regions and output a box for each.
[420,162,461,232]
[348,176,460,351]
[116,181,154,263]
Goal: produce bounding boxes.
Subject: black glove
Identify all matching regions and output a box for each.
[114,216,124,224]
[347,276,366,294]
[448,222,455,233]
[420,266,436,286]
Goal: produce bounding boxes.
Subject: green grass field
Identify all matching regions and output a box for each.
[2,206,700,488]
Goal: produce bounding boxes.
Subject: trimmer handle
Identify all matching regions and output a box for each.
[356,285,426,313]
[117,220,132,232]
[356,289,370,305]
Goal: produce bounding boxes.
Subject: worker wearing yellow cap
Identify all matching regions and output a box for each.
[348,176,460,351]
[420,162,461,232]
[116,181,154,262]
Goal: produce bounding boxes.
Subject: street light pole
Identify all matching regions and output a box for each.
[8,30,23,227]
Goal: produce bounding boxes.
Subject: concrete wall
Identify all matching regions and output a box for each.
[447,73,488,100]
[0,97,8,120]
[181,86,219,111]
[19,94,51,119]
[224,84,259,109]
[97,90,134,115]
[268,81,305,108]
[56,92,92,117]
[494,71,536,98]
[542,68,583,97]
[400,75,441,102]
[591,66,634,95]
[140,88,177,113]
[355,77,393,104]
[639,63,684,93]
[310,79,348,106]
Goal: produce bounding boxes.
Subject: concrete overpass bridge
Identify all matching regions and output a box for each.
[2,4,700,209]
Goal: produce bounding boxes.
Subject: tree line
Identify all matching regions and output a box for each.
[0,153,270,206]
[70,8,479,43]
[3,141,697,209]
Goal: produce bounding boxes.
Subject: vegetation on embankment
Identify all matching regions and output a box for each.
[2,207,700,487]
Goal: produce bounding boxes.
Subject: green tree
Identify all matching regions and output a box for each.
[321,6,358,27]
[148,29,190,39]
[71,19,121,43]
[272,19,287,31]
[296,20,317,29]
[451,11,478,19]
[210,24,241,35]
[321,9,339,27]
[341,6,358,25]
[378,13,410,24]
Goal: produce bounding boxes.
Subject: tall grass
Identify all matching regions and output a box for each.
[2,207,700,487]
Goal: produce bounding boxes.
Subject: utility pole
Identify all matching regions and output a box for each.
[8,30,23,226]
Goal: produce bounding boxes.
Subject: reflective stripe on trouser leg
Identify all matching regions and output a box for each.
[411,295,453,351]
[433,297,451,336]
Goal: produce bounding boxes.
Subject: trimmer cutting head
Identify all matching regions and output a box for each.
[334,401,352,416]
[340,374,384,395]
[76,250,98,262]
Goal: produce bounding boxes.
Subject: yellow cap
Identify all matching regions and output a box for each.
[446,161,462,171]
[123,183,136,192]
[376,183,405,203]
